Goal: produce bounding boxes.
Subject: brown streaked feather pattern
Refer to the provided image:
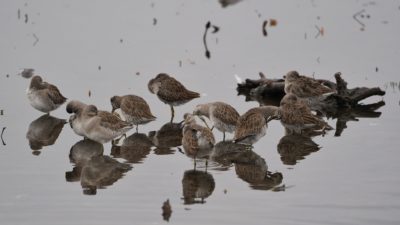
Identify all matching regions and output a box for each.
[234,108,265,142]
[284,71,333,98]
[280,94,332,132]
[98,111,132,131]
[46,83,67,105]
[120,95,155,121]
[150,73,200,105]
[211,102,240,128]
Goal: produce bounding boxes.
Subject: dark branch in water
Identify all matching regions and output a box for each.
[1,127,6,146]
[24,13,28,23]
[262,20,268,36]
[203,21,211,59]
[236,72,386,136]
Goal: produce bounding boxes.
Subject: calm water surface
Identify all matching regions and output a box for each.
[1,1,400,224]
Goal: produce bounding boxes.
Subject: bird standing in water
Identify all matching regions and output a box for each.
[110,95,156,132]
[279,94,333,134]
[148,73,200,123]
[27,75,67,113]
[182,113,215,168]
[233,106,280,145]
[193,101,240,141]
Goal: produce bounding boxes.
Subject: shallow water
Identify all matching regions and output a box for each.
[1,1,400,224]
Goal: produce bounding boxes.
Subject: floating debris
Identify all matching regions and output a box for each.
[269,19,277,26]
[1,127,6,146]
[120,39,123,43]
[376,67,379,72]
[161,199,172,222]
[219,0,242,8]
[24,13,28,24]
[179,60,182,67]
[212,25,219,33]
[6,74,9,78]
[353,9,366,30]
[98,66,101,71]
[0,110,3,115]
[314,25,324,38]
[316,57,320,64]
[262,20,268,36]
[153,18,157,25]
[20,68,35,78]
[304,33,307,40]
[18,9,21,20]
[135,72,140,76]
[88,90,91,97]
[33,33,39,46]
[223,189,227,194]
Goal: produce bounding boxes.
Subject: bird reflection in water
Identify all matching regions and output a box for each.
[233,150,283,191]
[65,139,131,195]
[182,169,215,204]
[80,155,132,195]
[111,132,153,164]
[26,114,66,155]
[65,139,104,182]
[277,132,320,166]
[148,122,183,155]
[210,140,283,190]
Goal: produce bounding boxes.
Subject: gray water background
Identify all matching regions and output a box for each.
[1,1,400,224]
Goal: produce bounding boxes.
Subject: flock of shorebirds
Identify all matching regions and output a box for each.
[26,71,334,161]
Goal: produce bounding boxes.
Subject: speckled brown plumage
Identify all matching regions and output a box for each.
[233,106,279,145]
[279,94,333,134]
[148,73,200,122]
[111,95,156,130]
[182,114,215,161]
[27,75,67,113]
[284,71,334,98]
[193,102,240,140]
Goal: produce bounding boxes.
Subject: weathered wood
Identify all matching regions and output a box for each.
[236,72,386,136]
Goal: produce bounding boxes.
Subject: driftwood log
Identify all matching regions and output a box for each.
[237,72,386,136]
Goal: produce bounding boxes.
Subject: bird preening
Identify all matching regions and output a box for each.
[25,70,335,154]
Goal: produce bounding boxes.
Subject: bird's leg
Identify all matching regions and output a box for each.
[170,105,175,123]
[223,132,226,141]
[136,125,139,133]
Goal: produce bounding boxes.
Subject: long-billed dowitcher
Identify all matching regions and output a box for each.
[182,113,215,166]
[233,106,279,145]
[279,93,333,134]
[193,101,240,141]
[27,75,67,113]
[148,73,200,122]
[67,102,133,143]
[110,95,156,132]
[66,100,89,137]
[284,71,334,98]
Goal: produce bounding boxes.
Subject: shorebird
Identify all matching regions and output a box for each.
[193,101,240,141]
[67,101,133,143]
[233,106,279,145]
[148,73,200,122]
[110,95,156,132]
[66,100,88,137]
[279,93,333,134]
[182,113,215,167]
[27,75,67,113]
[284,71,334,98]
